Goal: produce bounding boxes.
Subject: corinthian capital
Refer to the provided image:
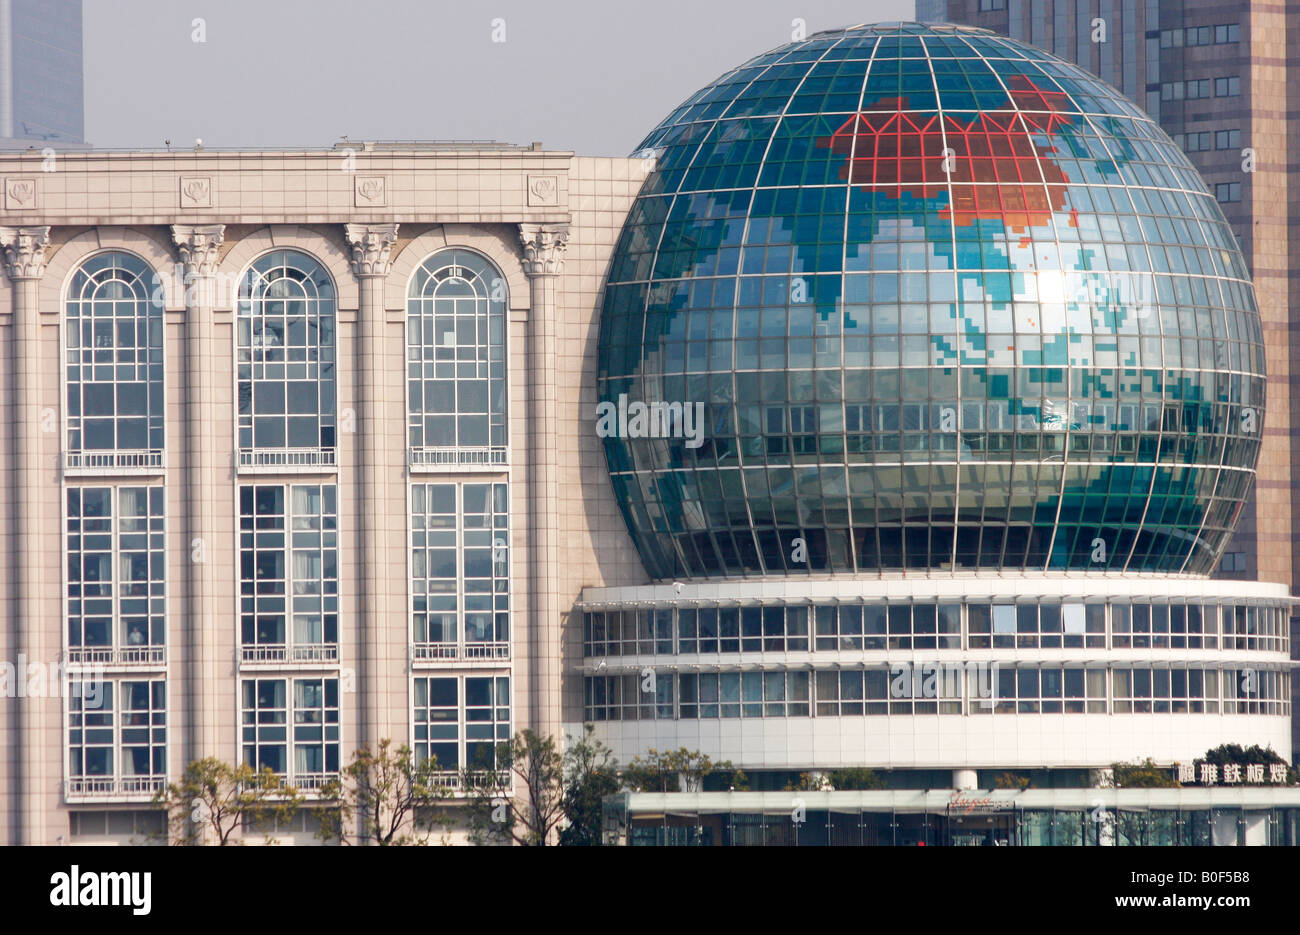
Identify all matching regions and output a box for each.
[0,226,51,281]
[171,224,225,276]
[518,223,569,277]
[344,223,399,278]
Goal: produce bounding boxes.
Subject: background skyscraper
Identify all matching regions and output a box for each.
[920,0,1299,759]
[0,0,83,147]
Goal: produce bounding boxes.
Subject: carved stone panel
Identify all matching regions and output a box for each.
[354,176,387,207]
[527,175,559,207]
[4,178,36,210]
[179,176,213,208]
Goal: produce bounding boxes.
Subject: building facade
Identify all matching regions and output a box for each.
[581,20,1298,844]
[1,20,1297,846]
[0,143,651,844]
[921,0,1300,760]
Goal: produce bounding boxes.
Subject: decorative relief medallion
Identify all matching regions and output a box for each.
[4,178,36,210]
[354,176,387,207]
[527,175,558,207]
[179,176,213,208]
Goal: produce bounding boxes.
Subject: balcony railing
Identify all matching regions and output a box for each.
[240,772,339,797]
[408,446,509,471]
[238,447,336,471]
[240,644,339,665]
[64,450,165,474]
[66,646,166,666]
[413,641,510,662]
[66,775,165,799]
[292,772,336,792]
[428,770,511,793]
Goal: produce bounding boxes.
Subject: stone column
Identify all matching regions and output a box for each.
[171,224,224,764]
[518,223,568,741]
[344,223,398,748]
[1,225,50,845]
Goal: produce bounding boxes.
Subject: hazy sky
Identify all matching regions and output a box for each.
[84,0,915,154]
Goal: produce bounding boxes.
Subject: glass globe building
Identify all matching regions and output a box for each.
[582,23,1291,800]
[597,21,1264,580]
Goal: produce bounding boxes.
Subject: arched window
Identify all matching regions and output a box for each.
[65,251,163,469]
[237,250,336,467]
[406,249,507,466]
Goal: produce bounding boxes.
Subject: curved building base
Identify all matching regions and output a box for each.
[574,575,1294,773]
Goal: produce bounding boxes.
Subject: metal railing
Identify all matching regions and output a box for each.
[413,641,510,661]
[66,646,166,666]
[238,447,336,469]
[292,773,336,793]
[64,450,165,473]
[66,775,165,798]
[240,644,339,664]
[408,446,509,469]
[427,770,511,792]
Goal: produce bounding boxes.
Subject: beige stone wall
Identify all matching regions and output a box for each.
[556,157,656,728]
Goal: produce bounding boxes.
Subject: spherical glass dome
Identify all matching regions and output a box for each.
[597,22,1264,580]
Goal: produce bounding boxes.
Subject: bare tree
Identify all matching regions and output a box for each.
[462,730,564,846]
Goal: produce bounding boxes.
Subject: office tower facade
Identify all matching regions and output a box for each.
[0,0,83,147]
[921,0,1300,769]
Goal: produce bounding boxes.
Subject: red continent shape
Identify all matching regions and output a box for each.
[816,76,1079,233]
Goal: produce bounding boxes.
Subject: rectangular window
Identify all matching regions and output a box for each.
[1059,668,1108,714]
[812,603,889,651]
[1216,182,1242,203]
[1214,76,1240,97]
[1113,667,1221,715]
[889,663,963,715]
[1177,131,1212,153]
[69,810,166,839]
[1220,550,1246,571]
[991,603,1016,648]
[860,669,889,715]
[979,0,1006,10]
[239,484,338,663]
[67,678,166,797]
[1162,25,1237,46]
[676,671,809,719]
[414,674,511,774]
[66,486,166,665]
[1215,129,1241,150]
[411,482,509,660]
[582,672,673,722]
[241,676,339,788]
